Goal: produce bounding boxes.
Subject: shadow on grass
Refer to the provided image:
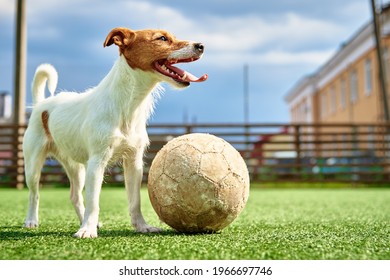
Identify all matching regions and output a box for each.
[0,226,219,240]
[99,228,221,238]
[0,226,75,240]
[0,226,165,240]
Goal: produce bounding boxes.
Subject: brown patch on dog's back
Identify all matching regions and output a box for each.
[41,111,52,141]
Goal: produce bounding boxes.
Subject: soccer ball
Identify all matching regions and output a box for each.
[148,133,250,233]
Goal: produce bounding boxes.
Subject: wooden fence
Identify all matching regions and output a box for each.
[1,123,390,188]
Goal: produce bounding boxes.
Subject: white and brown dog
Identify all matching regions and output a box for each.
[23,27,207,238]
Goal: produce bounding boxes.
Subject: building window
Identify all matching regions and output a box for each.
[300,100,309,122]
[350,69,358,104]
[384,47,389,81]
[300,102,305,122]
[330,86,336,113]
[365,58,372,96]
[321,92,327,119]
[340,78,346,109]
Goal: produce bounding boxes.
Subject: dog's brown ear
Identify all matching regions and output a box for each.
[103,27,136,48]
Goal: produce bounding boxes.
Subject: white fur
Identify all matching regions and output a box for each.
[32,64,58,105]
[23,56,164,238]
[168,44,198,61]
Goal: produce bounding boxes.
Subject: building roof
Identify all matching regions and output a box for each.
[284,6,390,106]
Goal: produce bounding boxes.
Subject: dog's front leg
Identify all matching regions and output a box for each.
[73,155,108,238]
[123,153,161,233]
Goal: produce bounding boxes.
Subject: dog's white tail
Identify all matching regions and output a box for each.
[31,64,58,105]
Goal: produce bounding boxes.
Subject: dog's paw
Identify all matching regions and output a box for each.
[24,220,39,228]
[135,224,162,233]
[73,228,98,238]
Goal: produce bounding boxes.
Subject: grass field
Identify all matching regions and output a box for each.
[0,186,389,260]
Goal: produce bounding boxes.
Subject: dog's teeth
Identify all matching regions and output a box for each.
[182,73,187,80]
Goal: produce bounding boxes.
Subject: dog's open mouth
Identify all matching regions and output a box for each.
[154,58,208,86]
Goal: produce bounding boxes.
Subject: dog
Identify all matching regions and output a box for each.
[23,27,207,238]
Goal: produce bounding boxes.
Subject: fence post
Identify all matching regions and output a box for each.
[185,124,193,134]
[294,124,302,179]
[351,125,359,182]
[385,123,390,181]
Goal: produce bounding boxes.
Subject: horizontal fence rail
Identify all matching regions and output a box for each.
[1,122,390,188]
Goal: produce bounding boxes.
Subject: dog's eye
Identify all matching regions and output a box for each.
[158,36,168,42]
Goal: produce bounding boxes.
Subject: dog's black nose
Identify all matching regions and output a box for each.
[194,43,204,54]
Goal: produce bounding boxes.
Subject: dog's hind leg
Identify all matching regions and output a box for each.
[23,138,47,228]
[61,159,86,224]
[123,152,161,233]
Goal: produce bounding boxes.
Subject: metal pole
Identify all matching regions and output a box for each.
[243,64,250,154]
[243,64,249,124]
[13,0,27,189]
[370,0,390,122]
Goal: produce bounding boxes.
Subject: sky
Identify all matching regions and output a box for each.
[0,0,383,124]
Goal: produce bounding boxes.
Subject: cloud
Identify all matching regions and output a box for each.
[200,12,345,51]
[121,3,346,63]
[9,0,348,71]
[337,1,370,20]
[109,2,347,53]
[94,1,346,69]
[0,0,13,18]
[207,49,335,67]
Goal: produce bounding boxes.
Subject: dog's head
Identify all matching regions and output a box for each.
[104,27,208,88]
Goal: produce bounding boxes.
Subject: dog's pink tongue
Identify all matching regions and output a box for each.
[183,71,208,82]
[169,64,208,82]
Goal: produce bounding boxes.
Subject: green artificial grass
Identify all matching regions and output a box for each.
[0,187,389,260]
